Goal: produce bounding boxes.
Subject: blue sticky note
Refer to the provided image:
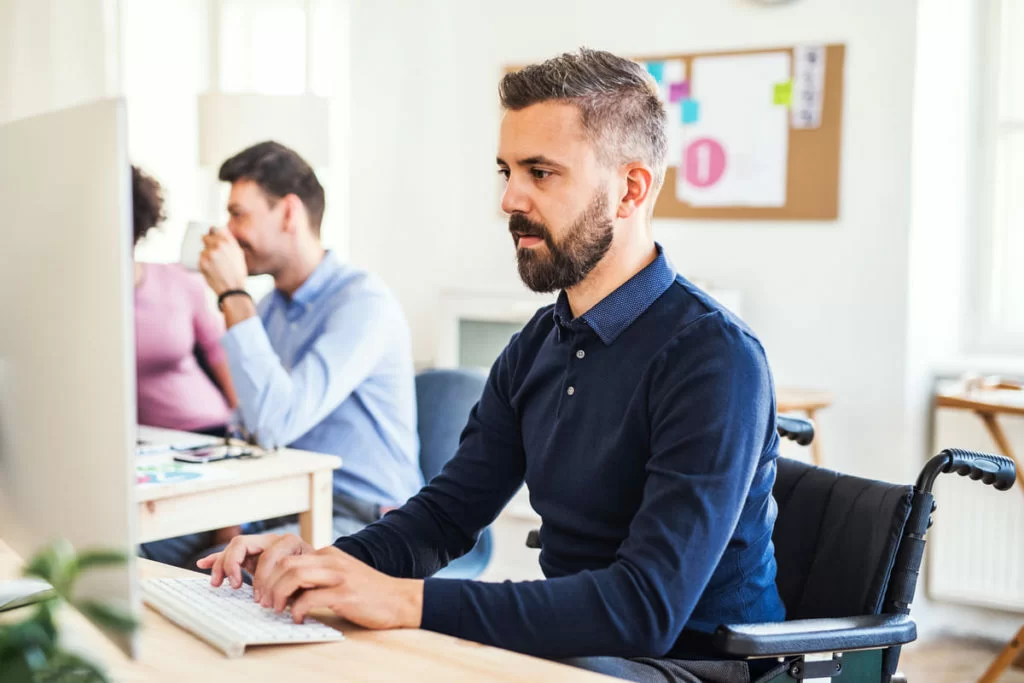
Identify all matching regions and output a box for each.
[645,61,665,84]
[681,99,700,124]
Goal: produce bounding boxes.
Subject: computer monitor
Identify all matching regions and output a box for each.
[0,99,140,657]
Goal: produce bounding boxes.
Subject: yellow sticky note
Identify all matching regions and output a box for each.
[773,81,793,106]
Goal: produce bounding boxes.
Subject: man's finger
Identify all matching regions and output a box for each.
[252,535,304,598]
[215,535,274,588]
[206,543,232,587]
[263,558,342,613]
[216,537,251,588]
[290,587,344,624]
[211,226,238,245]
[195,552,219,569]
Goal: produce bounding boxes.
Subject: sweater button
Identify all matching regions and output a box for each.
[576,350,585,359]
[567,386,575,396]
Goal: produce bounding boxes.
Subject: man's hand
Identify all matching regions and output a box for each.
[199,227,248,296]
[260,546,423,630]
[196,533,313,591]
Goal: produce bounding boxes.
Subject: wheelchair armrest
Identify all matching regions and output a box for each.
[712,614,916,658]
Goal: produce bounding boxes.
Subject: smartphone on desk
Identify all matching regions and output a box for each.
[173,445,255,464]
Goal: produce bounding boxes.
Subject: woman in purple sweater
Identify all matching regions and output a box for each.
[132,166,236,435]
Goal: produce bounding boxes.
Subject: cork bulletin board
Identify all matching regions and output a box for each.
[505,44,845,221]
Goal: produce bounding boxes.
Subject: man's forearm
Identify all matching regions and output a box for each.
[221,294,257,329]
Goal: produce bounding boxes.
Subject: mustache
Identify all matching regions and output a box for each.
[508,213,551,243]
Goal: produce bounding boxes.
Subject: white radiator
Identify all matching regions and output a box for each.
[927,406,1024,611]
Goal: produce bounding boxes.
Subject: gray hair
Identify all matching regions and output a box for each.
[499,48,669,194]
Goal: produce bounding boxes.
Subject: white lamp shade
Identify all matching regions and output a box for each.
[197,92,330,168]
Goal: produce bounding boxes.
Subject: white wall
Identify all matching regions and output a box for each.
[903,0,1024,644]
[0,0,119,124]
[348,0,920,482]
[904,0,975,484]
[121,0,211,263]
[125,0,350,272]
[348,0,1024,644]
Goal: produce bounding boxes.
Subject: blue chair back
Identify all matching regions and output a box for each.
[415,368,492,579]
[416,368,488,482]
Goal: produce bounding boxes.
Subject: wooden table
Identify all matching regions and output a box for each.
[934,384,1024,683]
[0,543,613,682]
[136,428,341,548]
[934,386,1024,496]
[777,387,834,466]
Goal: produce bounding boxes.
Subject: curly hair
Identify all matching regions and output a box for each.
[132,165,166,245]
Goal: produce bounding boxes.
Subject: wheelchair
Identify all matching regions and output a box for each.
[526,414,1017,682]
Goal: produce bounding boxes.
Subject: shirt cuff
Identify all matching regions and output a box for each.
[332,536,375,566]
[420,578,463,637]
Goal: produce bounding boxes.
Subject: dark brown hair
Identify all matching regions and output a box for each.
[218,141,325,236]
[131,165,166,245]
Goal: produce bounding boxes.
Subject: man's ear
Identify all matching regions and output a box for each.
[281,194,303,234]
[617,163,655,220]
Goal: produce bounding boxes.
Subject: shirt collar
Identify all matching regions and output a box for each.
[281,250,339,311]
[552,243,676,345]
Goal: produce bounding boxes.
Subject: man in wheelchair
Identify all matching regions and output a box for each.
[198,49,1016,683]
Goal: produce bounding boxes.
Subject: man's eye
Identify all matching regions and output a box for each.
[497,168,510,180]
[530,169,551,180]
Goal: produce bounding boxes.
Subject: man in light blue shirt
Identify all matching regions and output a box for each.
[140,141,421,567]
[203,140,422,516]
[219,253,421,509]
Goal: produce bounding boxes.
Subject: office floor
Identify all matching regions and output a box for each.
[900,638,1024,683]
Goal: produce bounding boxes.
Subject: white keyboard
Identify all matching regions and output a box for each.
[142,577,344,658]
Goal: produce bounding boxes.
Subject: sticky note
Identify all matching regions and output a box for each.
[668,81,690,103]
[681,99,700,124]
[645,61,665,84]
[773,81,793,106]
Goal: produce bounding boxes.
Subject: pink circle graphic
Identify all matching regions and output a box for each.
[684,138,726,188]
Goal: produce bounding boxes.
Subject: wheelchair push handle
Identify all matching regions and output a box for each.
[776,415,815,446]
[916,448,1016,494]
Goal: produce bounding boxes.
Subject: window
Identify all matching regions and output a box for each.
[217,0,335,96]
[214,0,346,262]
[975,0,1024,353]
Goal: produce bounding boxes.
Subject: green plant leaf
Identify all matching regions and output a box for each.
[22,641,50,672]
[5,541,127,682]
[38,649,111,683]
[75,601,138,634]
[24,539,78,596]
[74,550,127,573]
[0,652,36,683]
[3,618,57,655]
[24,551,56,584]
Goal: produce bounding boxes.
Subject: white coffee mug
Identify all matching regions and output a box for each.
[180,221,211,271]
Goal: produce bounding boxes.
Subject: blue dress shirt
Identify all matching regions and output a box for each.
[222,251,423,506]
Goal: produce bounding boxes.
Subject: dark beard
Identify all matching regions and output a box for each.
[509,192,613,293]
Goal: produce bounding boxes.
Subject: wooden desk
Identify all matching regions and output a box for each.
[0,543,613,682]
[137,428,341,548]
[934,384,1024,683]
[777,387,834,466]
[934,386,1024,495]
